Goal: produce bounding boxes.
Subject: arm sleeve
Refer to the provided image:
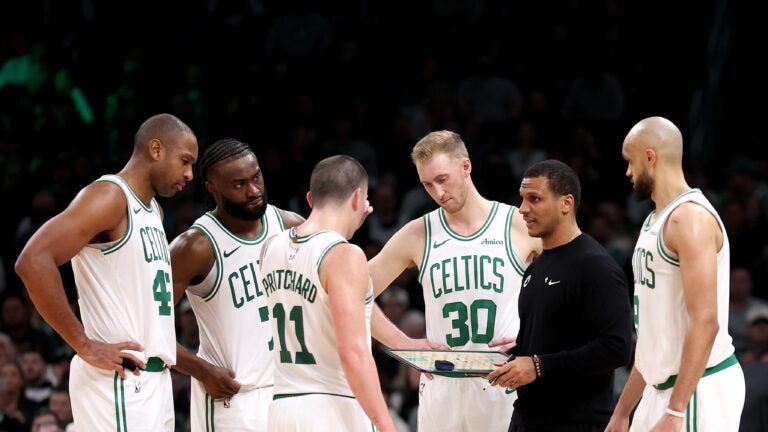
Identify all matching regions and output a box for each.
[540,254,634,378]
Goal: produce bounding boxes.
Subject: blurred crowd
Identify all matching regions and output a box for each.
[1,1,767,431]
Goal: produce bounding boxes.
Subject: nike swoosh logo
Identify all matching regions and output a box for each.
[433,239,450,248]
[223,246,241,258]
[547,280,561,286]
[133,207,142,214]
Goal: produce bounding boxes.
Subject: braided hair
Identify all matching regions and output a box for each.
[198,139,254,208]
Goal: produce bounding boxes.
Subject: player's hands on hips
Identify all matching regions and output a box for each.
[485,356,536,389]
[649,413,683,432]
[79,339,145,380]
[604,413,629,432]
[488,336,516,353]
[202,364,241,399]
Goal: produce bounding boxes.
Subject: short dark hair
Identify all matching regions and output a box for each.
[523,159,581,209]
[133,113,194,150]
[310,155,368,206]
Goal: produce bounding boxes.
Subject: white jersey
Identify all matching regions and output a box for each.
[261,228,374,398]
[186,205,285,390]
[418,201,526,350]
[633,188,735,385]
[71,174,176,365]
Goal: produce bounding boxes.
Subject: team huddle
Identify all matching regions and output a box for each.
[15,114,745,431]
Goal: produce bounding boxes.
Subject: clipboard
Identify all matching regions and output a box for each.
[385,349,512,378]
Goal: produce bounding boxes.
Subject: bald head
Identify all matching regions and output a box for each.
[133,114,195,153]
[623,116,683,165]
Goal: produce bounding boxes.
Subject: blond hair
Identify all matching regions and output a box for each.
[410,130,469,164]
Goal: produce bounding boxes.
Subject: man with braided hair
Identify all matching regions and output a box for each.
[170,139,304,432]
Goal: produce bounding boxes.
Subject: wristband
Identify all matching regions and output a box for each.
[531,354,543,378]
[665,407,685,418]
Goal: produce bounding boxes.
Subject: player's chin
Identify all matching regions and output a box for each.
[158,186,181,198]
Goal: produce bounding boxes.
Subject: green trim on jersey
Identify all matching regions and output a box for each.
[654,191,720,268]
[113,372,127,432]
[289,227,336,244]
[365,293,374,305]
[103,206,134,255]
[274,206,285,231]
[191,224,225,302]
[273,392,355,400]
[316,240,346,268]
[205,393,215,432]
[503,206,525,276]
[417,215,432,282]
[641,212,653,232]
[202,211,270,245]
[642,188,700,232]
[438,201,499,241]
[686,389,697,432]
[101,174,153,213]
[656,231,680,266]
[96,177,135,255]
[653,353,737,390]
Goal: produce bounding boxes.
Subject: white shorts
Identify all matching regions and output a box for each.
[268,393,373,432]
[69,355,174,432]
[630,361,745,432]
[190,378,272,432]
[418,375,516,432]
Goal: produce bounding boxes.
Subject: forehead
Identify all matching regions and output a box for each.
[621,135,641,158]
[415,153,459,180]
[172,133,199,160]
[212,153,260,179]
[519,176,551,194]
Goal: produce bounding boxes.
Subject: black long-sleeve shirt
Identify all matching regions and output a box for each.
[511,233,633,429]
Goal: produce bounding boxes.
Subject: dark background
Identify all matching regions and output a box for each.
[1,0,767,430]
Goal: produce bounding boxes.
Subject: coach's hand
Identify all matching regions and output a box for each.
[79,339,145,380]
[485,356,536,390]
[202,364,241,399]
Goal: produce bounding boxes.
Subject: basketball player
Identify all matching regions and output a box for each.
[368,130,541,432]
[606,117,745,431]
[15,114,198,431]
[169,139,304,431]
[260,155,396,432]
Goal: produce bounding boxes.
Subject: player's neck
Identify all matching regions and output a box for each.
[651,173,691,213]
[212,209,264,239]
[115,167,154,206]
[299,211,353,240]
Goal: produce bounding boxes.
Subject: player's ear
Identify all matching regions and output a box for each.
[306,191,314,209]
[148,138,164,161]
[204,180,215,195]
[350,188,362,211]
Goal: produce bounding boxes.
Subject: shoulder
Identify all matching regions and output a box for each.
[274,207,306,229]
[664,200,721,246]
[170,227,214,259]
[320,242,366,273]
[667,200,718,227]
[63,180,128,224]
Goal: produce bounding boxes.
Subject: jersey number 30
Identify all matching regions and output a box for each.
[443,300,496,347]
